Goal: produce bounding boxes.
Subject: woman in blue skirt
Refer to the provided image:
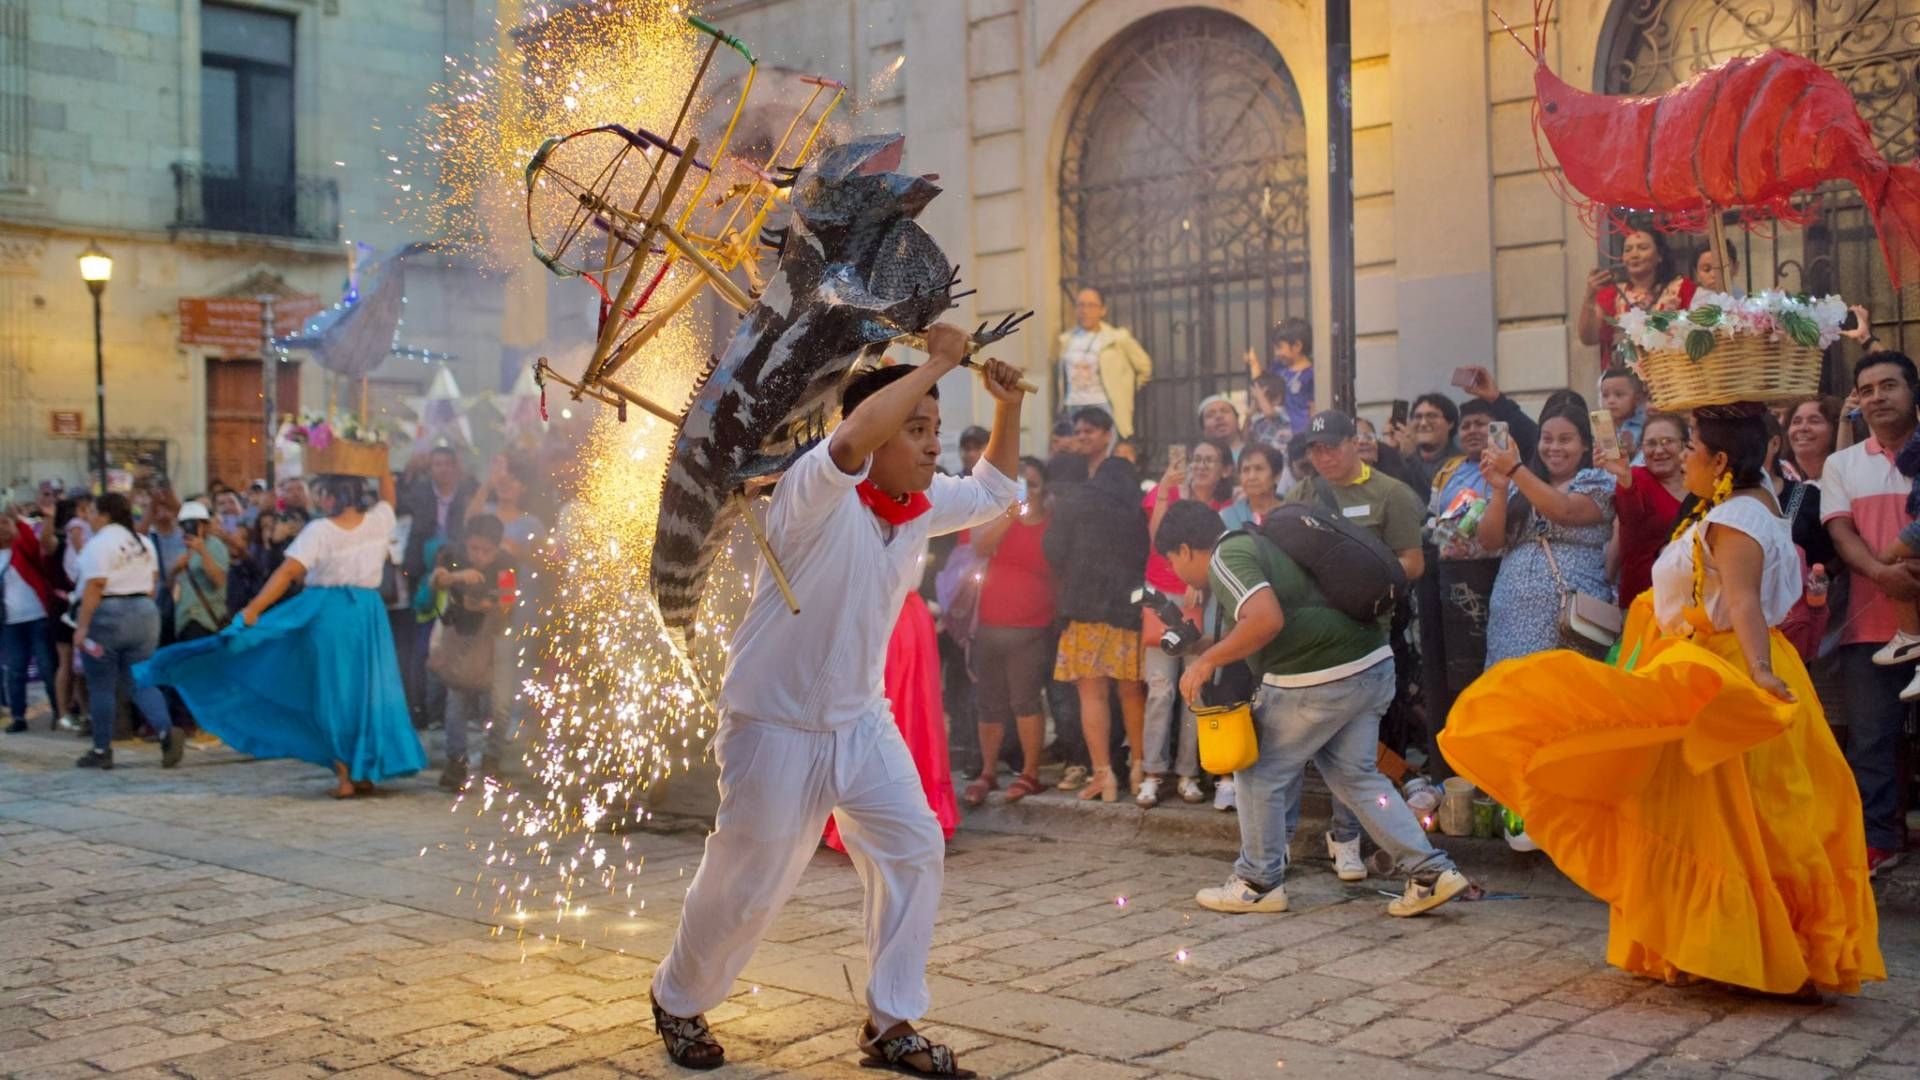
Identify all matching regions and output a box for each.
[138,472,425,798]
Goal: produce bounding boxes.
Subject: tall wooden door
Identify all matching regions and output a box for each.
[206,357,299,489]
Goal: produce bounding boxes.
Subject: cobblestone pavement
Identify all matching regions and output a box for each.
[1,726,1916,1080]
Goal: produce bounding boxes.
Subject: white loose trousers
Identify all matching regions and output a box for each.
[651,709,944,1031]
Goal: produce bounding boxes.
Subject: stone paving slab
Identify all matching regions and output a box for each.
[0,727,1916,1079]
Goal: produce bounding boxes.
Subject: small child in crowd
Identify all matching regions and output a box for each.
[426,513,518,790]
[1598,367,1649,459]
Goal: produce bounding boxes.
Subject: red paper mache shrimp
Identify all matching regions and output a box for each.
[1500,0,1920,286]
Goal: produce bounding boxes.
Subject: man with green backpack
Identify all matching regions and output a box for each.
[1154,498,1467,918]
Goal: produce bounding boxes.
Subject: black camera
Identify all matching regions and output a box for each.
[181,519,203,538]
[1132,587,1201,655]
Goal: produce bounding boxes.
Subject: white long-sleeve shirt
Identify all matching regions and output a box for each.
[721,439,1018,731]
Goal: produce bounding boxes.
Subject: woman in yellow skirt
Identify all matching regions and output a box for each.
[1443,403,1883,996]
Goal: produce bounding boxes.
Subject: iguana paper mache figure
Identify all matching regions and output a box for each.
[650,133,1029,631]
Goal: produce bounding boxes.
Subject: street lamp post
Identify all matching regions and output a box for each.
[1326,0,1356,414]
[77,242,113,495]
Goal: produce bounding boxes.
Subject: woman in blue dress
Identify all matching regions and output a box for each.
[1477,400,1618,667]
[138,472,425,798]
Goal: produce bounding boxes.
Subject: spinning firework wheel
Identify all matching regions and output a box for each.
[526,13,847,422]
[525,125,698,285]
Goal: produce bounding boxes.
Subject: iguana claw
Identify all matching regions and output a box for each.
[971,310,1034,348]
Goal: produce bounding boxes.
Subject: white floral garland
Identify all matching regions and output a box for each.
[1615,290,1847,360]
[288,409,387,449]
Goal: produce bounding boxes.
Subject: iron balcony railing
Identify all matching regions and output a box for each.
[171,162,340,241]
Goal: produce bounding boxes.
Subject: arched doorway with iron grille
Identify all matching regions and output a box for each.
[1597,0,1920,361]
[1057,8,1309,454]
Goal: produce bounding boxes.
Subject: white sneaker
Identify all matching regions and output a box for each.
[1213,779,1237,812]
[1327,833,1366,882]
[1177,776,1206,803]
[1872,630,1920,666]
[1196,876,1289,913]
[1057,764,1089,791]
[1901,668,1920,703]
[1135,776,1162,808]
[1387,868,1470,917]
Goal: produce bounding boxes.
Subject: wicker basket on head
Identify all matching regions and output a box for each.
[1636,336,1824,413]
[305,438,390,479]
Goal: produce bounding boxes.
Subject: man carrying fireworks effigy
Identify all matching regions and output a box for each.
[649,323,1025,1077]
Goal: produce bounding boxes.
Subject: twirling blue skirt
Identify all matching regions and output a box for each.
[135,585,426,782]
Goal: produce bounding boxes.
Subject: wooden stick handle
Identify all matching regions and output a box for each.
[962,357,1040,395]
[888,330,1038,393]
[742,506,800,615]
[1707,206,1729,290]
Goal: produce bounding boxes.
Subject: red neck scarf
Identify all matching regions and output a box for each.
[856,480,931,526]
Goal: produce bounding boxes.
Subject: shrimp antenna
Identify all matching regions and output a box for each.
[1537,0,1556,64]
[1489,5,1539,63]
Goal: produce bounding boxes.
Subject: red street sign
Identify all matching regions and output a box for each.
[49,409,83,436]
[178,296,325,355]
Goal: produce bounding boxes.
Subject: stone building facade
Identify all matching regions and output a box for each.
[0,0,532,495]
[5,0,1910,493]
[700,0,1914,447]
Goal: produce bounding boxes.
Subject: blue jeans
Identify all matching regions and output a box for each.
[3,618,58,722]
[1142,645,1199,776]
[1234,659,1452,889]
[1841,644,1912,851]
[1285,782,1365,843]
[445,687,506,764]
[82,598,172,752]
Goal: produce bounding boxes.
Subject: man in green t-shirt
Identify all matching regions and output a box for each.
[1156,499,1467,918]
[1286,410,1426,581]
[1287,410,1429,880]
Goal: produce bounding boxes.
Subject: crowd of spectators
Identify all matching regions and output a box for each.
[939,286,1916,879]
[5,276,1916,874]
[2,445,545,794]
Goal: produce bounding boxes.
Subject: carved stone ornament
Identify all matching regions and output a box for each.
[0,231,45,276]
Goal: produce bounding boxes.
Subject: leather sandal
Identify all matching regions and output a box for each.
[652,991,724,1070]
[1003,774,1044,802]
[961,774,996,807]
[857,1021,975,1078]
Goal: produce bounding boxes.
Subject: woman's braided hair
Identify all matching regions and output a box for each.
[1669,403,1771,630]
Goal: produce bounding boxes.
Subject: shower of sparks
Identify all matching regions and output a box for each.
[862,54,905,108]
[446,313,756,935]
[402,0,771,938]
[395,0,709,268]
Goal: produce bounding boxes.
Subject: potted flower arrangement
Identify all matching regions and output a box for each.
[1617,291,1845,412]
[287,408,392,478]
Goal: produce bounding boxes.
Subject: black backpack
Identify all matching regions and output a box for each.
[1250,487,1407,623]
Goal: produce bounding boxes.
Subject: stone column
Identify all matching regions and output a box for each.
[1387,0,1496,398]
[903,0,980,435]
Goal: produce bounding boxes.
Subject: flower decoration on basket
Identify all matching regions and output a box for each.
[1616,291,1844,412]
[286,409,386,449]
[286,409,392,478]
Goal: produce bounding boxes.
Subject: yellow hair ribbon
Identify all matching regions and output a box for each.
[1681,470,1734,636]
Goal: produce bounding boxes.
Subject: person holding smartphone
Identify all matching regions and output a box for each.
[1597,412,1690,611]
[1578,223,1696,368]
[170,502,231,642]
[1476,400,1618,667]
[1417,396,1513,775]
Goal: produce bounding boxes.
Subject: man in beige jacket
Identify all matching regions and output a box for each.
[1054,288,1153,437]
